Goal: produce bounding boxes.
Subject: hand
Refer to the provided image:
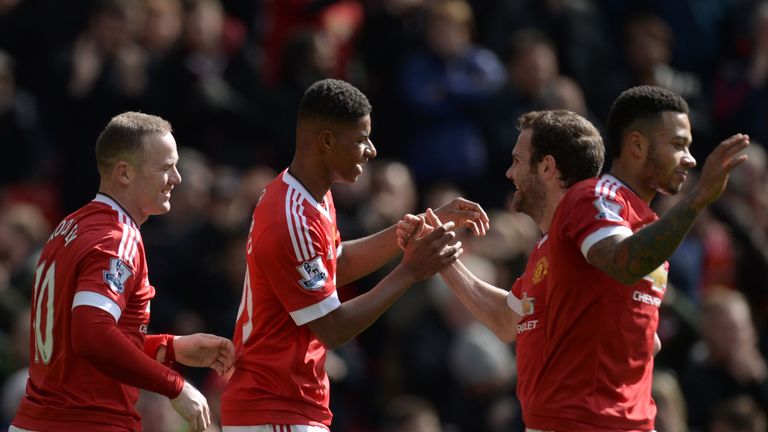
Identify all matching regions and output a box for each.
[170,381,211,432]
[396,213,430,251]
[398,211,463,283]
[432,197,490,236]
[692,134,750,209]
[174,333,236,376]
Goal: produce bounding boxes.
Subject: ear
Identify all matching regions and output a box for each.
[538,154,559,180]
[625,131,648,160]
[114,161,132,187]
[317,129,336,153]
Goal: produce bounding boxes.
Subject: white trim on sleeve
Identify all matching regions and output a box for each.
[290,291,341,326]
[580,225,634,259]
[506,293,523,315]
[72,291,122,322]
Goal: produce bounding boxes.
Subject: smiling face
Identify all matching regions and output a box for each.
[128,132,182,221]
[507,129,546,220]
[327,114,376,184]
[642,111,696,195]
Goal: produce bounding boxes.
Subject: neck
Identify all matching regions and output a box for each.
[609,159,656,203]
[98,183,146,225]
[535,187,566,233]
[288,156,331,203]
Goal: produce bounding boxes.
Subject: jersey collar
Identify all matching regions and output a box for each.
[281,169,332,221]
[94,193,139,228]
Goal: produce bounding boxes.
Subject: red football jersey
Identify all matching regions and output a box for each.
[222,170,342,427]
[526,174,667,431]
[509,234,549,424]
[13,194,154,431]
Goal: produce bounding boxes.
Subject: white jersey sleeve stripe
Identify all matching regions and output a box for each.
[580,225,634,259]
[117,223,128,259]
[289,290,341,326]
[124,226,136,263]
[298,205,316,257]
[291,192,311,261]
[285,187,304,261]
[72,291,122,322]
[130,228,141,262]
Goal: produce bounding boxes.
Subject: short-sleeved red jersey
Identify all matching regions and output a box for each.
[13,194,154,431]
[222,170,342,427]
[509,234,549,424]
[526,174,667,431]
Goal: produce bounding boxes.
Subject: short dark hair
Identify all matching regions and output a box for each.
[298,79,372,124]
[95,111,172,175]
[606,85,688,158]
[518,110,605,187]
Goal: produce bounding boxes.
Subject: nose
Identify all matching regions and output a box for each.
[365,139,377,159]
[506,164,514,180]
[171,165,182,185]
[682,149,696,168]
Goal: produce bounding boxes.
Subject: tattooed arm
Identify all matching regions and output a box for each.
[587,134,750,284]
[586,193,700,284]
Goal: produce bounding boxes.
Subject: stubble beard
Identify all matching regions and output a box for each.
[512,174,546,222]
[645,146,683,196]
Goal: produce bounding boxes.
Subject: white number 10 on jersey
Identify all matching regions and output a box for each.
[32,261,55,364]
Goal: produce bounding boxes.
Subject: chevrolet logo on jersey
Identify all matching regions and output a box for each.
[104,257,132,294]
[297,256,328,290]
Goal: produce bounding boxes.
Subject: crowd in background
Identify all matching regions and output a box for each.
[1,0,768,431]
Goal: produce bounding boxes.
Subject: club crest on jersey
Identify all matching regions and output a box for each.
[593,196,624,222]
[532,256,548,284]
[104,257,132,294]
[296,256,328,290]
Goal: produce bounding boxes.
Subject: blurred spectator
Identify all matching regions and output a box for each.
[0,203,50,331]
[358,0,428,155]
[596,11,710,149]
[158,0,266,169]
[0,50,53,185]
[49,0,148,212]
[484,29,589,205]
[265,29,337,167]
[259,0,363,85]
[476,0,613,113]
[397,0,505,192]
[653,369,688,432]
[710,144,768,326]
[681,287,768,431]
[383,394,443,432]
[709,395,767,432]
[712,1,768,149]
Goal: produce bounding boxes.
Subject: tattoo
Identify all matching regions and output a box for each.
[589,194,700,284]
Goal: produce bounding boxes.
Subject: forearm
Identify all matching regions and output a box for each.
[309,265,415,349]
[439,260,520,342]
[589,193,701,284]
[71,306,184,398]
[337,225,400,286]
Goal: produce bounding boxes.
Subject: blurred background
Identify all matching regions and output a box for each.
[0,0,767,431]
